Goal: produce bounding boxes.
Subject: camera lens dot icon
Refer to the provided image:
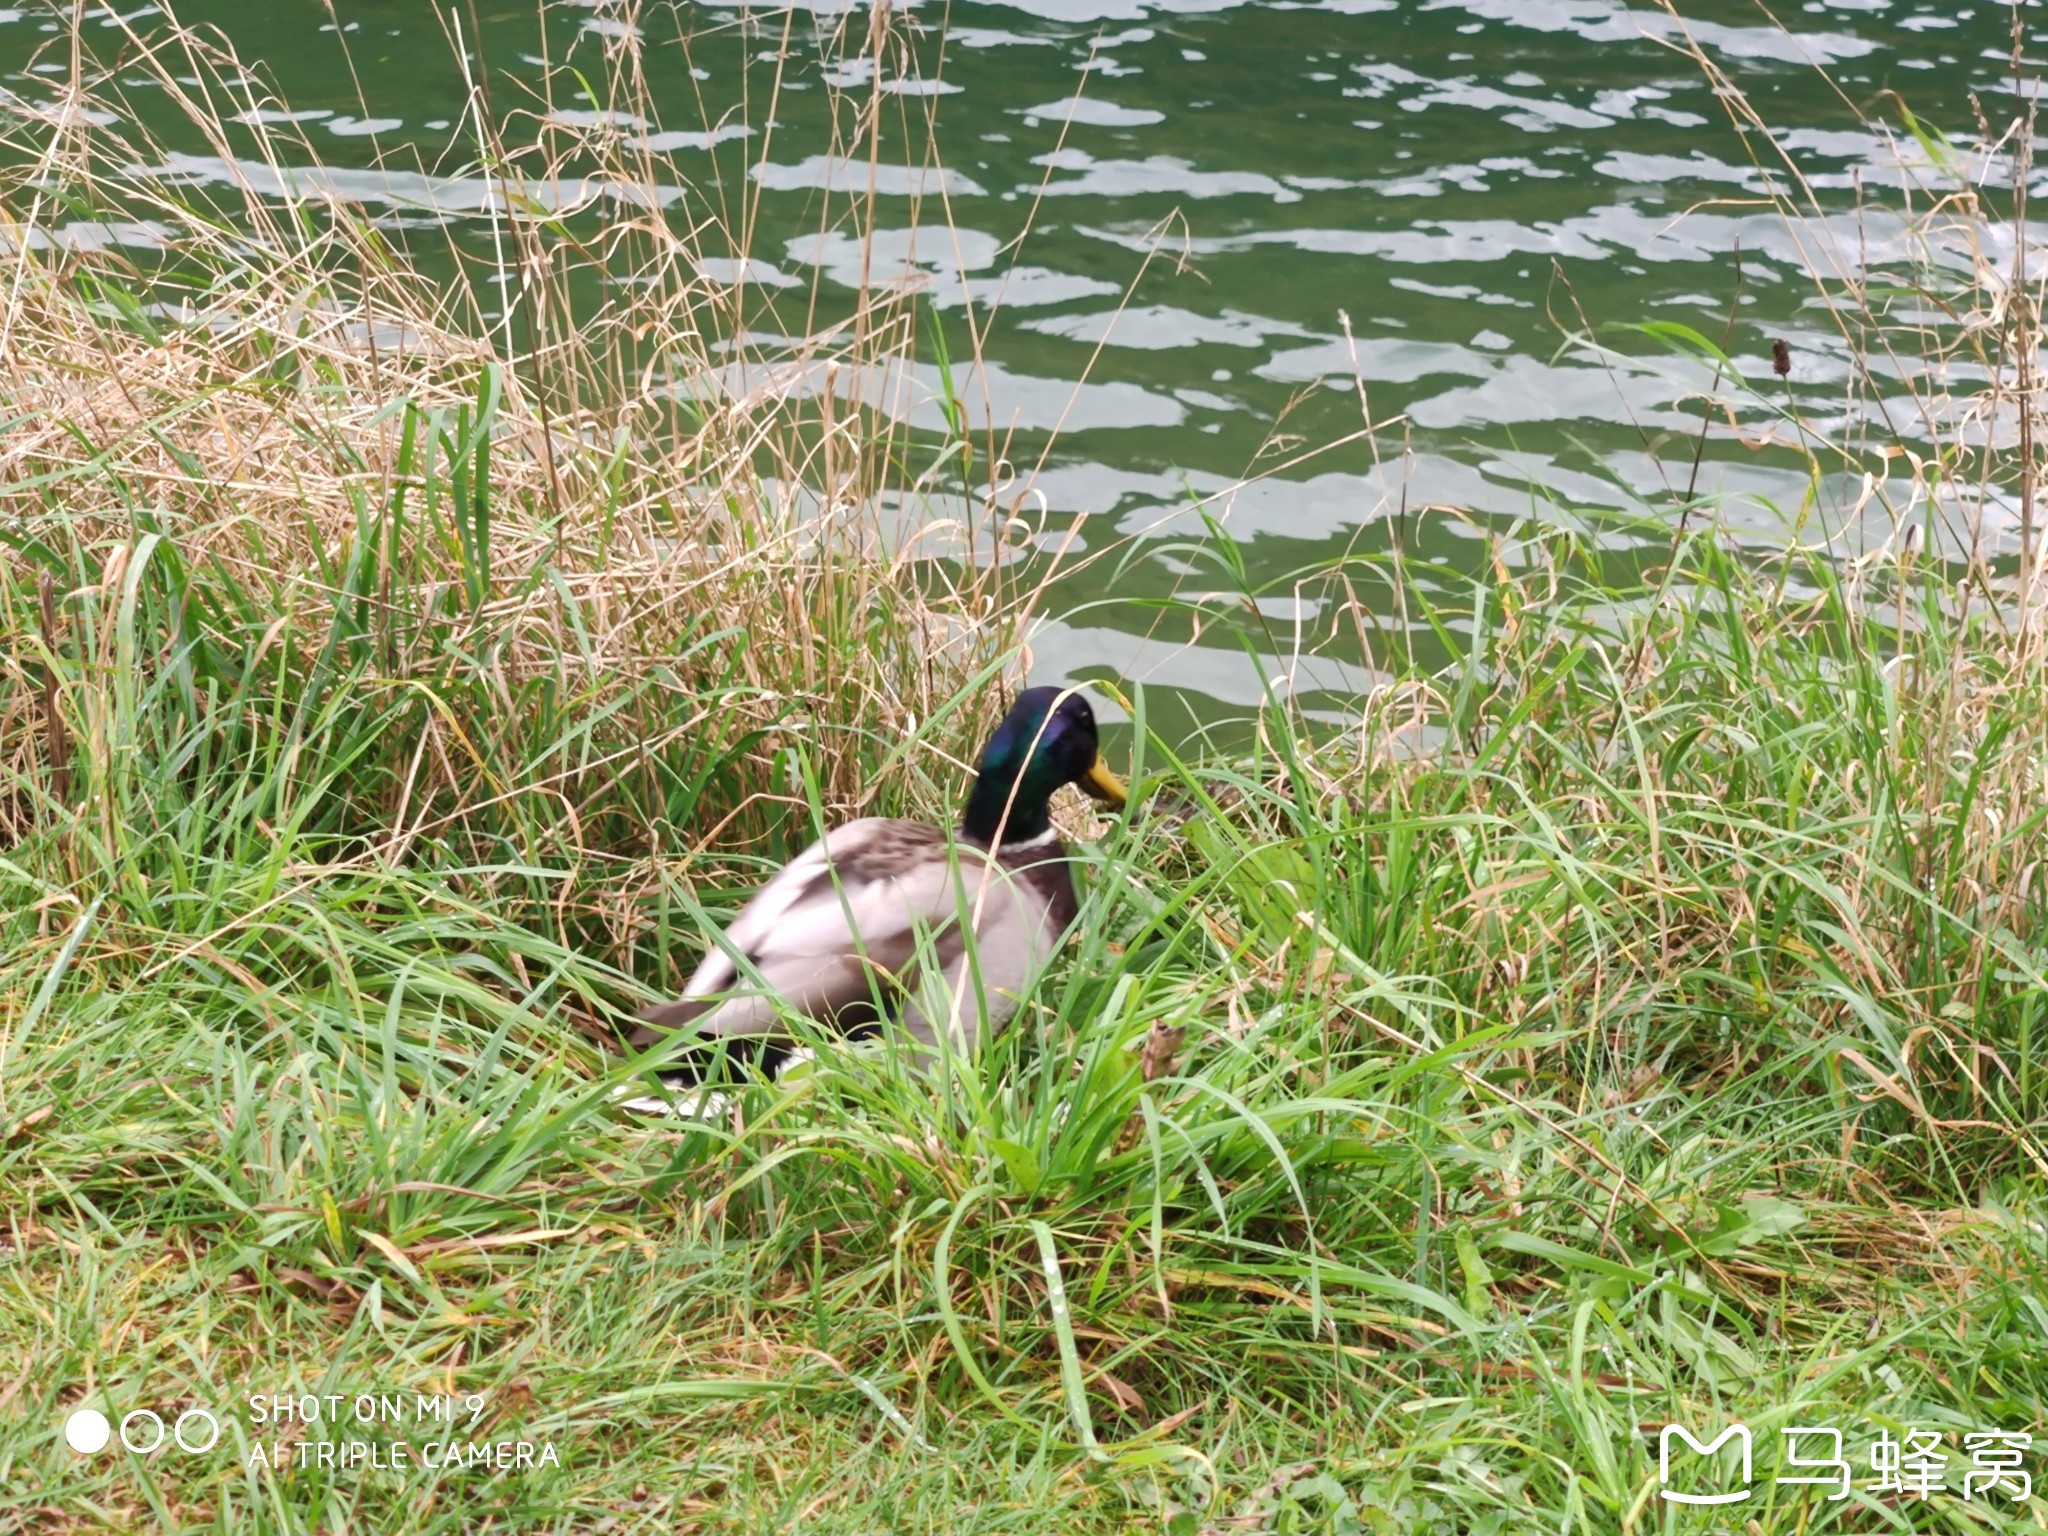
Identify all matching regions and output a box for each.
[65,1409,112,1456]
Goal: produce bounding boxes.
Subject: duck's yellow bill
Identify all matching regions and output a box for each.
[1081,757,1128,808]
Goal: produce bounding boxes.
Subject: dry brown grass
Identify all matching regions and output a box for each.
[0,1,1051,851]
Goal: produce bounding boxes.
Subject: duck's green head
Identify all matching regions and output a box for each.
[962,686,1127,847]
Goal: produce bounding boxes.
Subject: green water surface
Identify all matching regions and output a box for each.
[1,0,2021,724]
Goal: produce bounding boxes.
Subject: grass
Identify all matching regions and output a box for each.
[3,2,2047,1533]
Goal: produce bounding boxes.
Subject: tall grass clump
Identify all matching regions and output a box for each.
[1,3,2045,1534]
[0,4,1034,1029]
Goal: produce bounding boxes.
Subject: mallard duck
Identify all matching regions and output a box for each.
[621,686,1127,1100]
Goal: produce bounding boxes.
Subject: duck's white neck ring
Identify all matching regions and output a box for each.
[995,826,1062,853]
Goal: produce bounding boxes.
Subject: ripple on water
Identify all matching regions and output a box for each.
[9,0,2014,715]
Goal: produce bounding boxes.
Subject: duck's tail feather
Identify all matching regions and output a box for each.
[623,1023,792,1087]
[612,1045,823,1119]
[610,1075,732,1119]
[624,994,715,1053]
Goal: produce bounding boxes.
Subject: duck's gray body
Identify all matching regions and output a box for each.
[627,817,1081,1062]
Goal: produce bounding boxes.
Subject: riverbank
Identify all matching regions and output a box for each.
[4,12,2045,1534]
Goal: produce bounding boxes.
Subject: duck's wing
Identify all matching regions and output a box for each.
[629,818,989,1050]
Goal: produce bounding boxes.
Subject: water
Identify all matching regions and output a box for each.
[1,0,2022,725]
